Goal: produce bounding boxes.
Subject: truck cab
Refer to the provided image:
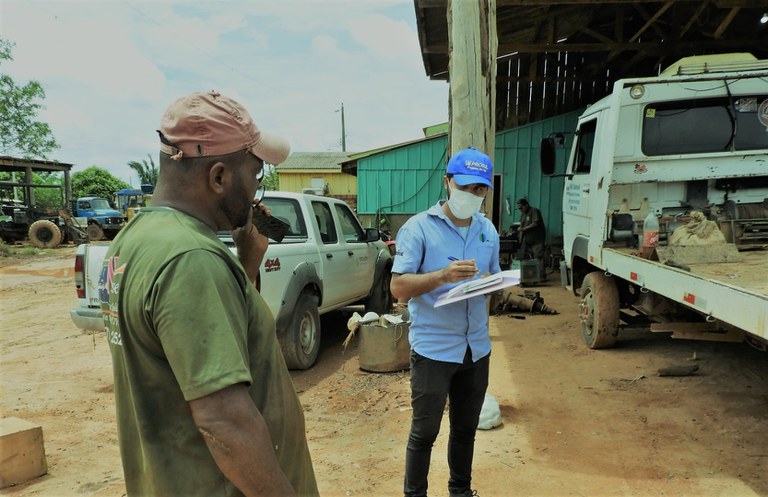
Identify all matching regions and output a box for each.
[557,53,768,283]
[542,53,768,350]
[74,196,125,241]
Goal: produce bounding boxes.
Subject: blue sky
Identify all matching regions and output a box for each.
[1,0,448,185]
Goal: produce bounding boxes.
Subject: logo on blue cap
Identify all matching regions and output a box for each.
[446,147,493,189]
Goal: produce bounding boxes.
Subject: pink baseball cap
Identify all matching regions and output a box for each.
[158,90,290,164]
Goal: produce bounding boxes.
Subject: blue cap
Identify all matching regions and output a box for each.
[446,147,493,189]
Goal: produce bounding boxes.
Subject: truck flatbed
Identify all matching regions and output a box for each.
[606,246,768,297]
[602,246,768,340]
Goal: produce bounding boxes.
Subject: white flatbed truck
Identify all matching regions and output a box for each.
[541,53,768,350]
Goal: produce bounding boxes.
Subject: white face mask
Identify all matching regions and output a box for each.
[447,186,484,219]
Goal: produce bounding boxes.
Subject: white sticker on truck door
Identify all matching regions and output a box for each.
[566,183,581,211]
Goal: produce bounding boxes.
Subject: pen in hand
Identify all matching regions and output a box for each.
[446,256,479,281]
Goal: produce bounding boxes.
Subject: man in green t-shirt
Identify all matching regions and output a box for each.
[100,90,318,496]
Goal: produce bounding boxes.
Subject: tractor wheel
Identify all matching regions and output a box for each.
[87,223,105,241]
[28,220,63,249]
[579,272,619,349]
[280,293,321,370]
[366,270,393,314]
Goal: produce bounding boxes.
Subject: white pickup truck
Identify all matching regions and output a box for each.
[70,191,393,369]
[541,53,768,351]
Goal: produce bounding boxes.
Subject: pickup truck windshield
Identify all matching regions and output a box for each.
[642,94,768,156]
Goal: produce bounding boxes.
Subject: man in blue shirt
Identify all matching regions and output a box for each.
[391,147,501,497]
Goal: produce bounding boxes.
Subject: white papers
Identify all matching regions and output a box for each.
[434,269,521,308]
[446,276,504,298]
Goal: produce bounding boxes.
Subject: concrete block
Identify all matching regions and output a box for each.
[0,417,48,488]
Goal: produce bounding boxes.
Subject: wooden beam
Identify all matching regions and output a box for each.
[629,1,673,42]
[494,0,764,5]
[650,322,746,342]
[680,1,708,37]
[714,7,741,39]
[579,26,616,44]
[497,74,597,84]
[603,5,625,65]
[496,39,766,54]
[418,0,768,9]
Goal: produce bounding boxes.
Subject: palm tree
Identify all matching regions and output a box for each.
[127,154,158,187]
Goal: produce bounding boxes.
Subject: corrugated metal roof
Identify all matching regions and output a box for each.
[423,122,448,137]
[343,132,448,166]
[275,151,355,171]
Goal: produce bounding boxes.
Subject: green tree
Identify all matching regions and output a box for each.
[262,167,279,191]
[29,172,65,209]
[127,154,158,186]
[0,38,59,159]
[72,167,130,202]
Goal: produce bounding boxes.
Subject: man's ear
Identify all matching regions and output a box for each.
[208,162,228,194]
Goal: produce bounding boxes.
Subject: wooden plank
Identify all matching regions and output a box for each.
[650,322,746,342]
[0,417,48,488]
[714,7,741,39]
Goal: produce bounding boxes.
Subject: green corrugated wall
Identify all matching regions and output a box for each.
[358,109,581,244]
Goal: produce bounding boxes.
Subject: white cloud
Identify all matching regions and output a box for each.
[347,13,421,65]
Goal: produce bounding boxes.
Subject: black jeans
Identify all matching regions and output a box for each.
[404,347,490,497]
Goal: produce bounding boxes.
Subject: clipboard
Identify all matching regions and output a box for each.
[434,269,520,308]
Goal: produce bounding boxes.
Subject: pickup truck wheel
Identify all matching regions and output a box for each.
[87,224,105,241]
[281,294,321,370]
[579,272,619,349]
[28,220,63,249]
[366,271,392,314]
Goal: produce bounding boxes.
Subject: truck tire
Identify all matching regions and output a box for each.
[366,270,392,314]
[28,220,63,249]
[579,272,619,349]
[87,223,105,241]
[280,293,321,370]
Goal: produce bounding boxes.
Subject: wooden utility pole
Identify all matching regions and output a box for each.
[447,0,497,213]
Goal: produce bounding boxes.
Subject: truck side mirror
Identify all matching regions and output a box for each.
[540,138,557,176]
[365,228,381,242]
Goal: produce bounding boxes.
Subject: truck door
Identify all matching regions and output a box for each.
[563,118,598,256]
[333,203,374,297]
[311,201,347,308]
[77,200,94,218]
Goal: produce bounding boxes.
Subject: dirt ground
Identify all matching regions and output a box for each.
[1,247,767,497]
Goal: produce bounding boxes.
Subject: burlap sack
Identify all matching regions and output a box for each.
[669,211,726,246]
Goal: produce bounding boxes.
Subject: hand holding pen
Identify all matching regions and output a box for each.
[443,256,479,283]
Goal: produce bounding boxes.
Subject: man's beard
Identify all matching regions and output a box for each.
[220,171,251,229]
